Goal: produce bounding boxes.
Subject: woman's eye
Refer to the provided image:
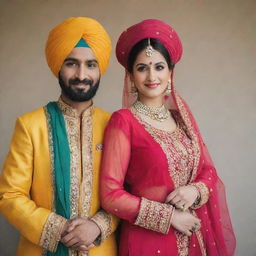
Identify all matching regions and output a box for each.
[156,65,164,70]
[137,66,146,72]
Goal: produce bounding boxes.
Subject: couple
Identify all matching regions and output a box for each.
[0,17,236,256]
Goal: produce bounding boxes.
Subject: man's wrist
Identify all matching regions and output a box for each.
[89,219,101,246]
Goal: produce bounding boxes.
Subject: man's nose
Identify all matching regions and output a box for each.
[76,64,88,81]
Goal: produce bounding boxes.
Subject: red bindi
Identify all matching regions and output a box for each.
[149,61,152,65]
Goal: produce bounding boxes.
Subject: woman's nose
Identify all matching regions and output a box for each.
[147,68,156,82]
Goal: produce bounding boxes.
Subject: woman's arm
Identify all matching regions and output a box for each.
[100,112,198,235]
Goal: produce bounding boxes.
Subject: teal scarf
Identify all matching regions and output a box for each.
[46,102,71,256]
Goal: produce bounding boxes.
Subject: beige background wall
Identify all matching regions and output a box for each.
[0,0,255,255]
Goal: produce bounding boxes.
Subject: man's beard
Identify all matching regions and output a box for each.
[58,74,100,102]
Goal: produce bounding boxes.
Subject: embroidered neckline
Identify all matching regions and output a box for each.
[57,97,94,118]
[130,107,181,135]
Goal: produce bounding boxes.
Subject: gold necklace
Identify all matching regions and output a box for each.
[133,100,169,122]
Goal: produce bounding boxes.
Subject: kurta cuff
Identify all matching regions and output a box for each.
[190,182,209,209]
[39,212,67,252]
[134,197,174,234]
[90,209,112,245]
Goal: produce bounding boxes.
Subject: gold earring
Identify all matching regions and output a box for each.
[131,82,138,94]
[165,80,172,95]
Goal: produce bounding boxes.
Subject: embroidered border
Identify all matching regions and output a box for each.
[58,98,77,118]
[81,108,93,218]
[192,210,207,256]
[131,108,194,255]
[64,116,81,219]
[174,92,201,183]
[175,231,189,256]
[131,100,201,255]
[131,108,195,189]
[44,106,56,210]
[190,182,209,209]
[39,212,67,253]
[171,92,203,256]
[57,99,81,219]
[91,210,112,243]
[135,197,174,234]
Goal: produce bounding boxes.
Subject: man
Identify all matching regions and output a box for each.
[0,17,118,256]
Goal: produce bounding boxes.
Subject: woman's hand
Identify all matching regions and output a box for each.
[165,185,199,211]
[171,210,201,236]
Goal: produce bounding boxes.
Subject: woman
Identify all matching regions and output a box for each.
[100,19,236,256]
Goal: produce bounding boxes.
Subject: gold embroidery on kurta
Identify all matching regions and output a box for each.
[174,92,201,183]
[81,108,93,218]
[173,92,202,256]
[135,197,174,234]
[91,210,112,242]
[44,99,111,256]
[40,107,62,254]
[175,231,189,256]
[39,212,67,253]
[57,98,94,256]
[190,182,209,209]
[131,97,204,256]
[44,106,55,209]
[192,211,207,256]
[64,116,81,219]
[131,109,195,189]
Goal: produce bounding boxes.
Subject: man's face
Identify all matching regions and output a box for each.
[59,47,100,102]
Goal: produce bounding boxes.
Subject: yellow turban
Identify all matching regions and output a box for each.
[45,17,111,77]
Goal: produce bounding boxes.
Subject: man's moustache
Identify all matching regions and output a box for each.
[69,78,93,86]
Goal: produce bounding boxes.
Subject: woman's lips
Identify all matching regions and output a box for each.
[144,83,160,88]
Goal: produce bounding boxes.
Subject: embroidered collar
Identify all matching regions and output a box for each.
[57,97,94,118]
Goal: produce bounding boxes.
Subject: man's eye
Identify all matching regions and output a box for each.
[66,62,77,67]
[88,63,97,68]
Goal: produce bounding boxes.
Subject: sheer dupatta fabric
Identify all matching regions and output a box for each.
[172,91,236,255]
[100,74,236,255]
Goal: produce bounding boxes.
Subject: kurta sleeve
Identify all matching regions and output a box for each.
[0,117,66,253]
[91,209,119,244]
[190,142,218,209]
[100,112,174,234]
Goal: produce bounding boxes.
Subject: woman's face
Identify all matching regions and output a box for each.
[130,49,171,103]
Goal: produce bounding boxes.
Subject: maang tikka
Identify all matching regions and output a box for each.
[145,38,154,57]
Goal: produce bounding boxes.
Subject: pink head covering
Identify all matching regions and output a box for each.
[116,19,183,69]
[115,19,183,108]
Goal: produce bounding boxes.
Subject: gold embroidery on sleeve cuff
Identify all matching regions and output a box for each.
[90,210,112,244]
[39,212,67,253]
[190,182,209,209]
[134,197,174,234]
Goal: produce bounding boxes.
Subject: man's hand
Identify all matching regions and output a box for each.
[61,218,100,251]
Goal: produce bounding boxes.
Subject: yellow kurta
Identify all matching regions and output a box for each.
[0,99,118,256]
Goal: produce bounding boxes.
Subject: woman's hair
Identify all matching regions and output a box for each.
[127,38,175,73]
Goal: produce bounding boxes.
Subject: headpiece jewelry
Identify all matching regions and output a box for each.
[145,38,154,57]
